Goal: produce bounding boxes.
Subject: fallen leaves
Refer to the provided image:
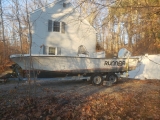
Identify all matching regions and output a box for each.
[0,80,160,119]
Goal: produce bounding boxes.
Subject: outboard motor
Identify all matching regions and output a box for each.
[118,48,131,58]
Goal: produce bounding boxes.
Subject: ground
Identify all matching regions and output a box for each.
[0,78,160,120]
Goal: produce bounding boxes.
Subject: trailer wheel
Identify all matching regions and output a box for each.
[91,74,103,85]
[107,73,118,83]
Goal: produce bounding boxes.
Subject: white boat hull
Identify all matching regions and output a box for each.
[10,54,139,75]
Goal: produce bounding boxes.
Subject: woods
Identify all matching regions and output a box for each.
[0,0,160,72]
[105,0,160,56]
[77,0,160,57]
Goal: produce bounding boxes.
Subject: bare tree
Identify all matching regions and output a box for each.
[0,0,6,63]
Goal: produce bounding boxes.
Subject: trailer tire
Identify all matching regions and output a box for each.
[107,73,118,83]
[91,74,103,85]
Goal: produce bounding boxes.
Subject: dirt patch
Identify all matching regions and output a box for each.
[0,79,160,119]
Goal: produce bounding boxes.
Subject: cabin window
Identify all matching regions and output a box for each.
[49,47,56,55]
[61,22,65,33]
[48,20,65,33]
[53,21,60,32]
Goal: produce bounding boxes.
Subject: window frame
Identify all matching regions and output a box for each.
[49,47,56,55]
[48,20,66,33]
[53,21,60,32]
